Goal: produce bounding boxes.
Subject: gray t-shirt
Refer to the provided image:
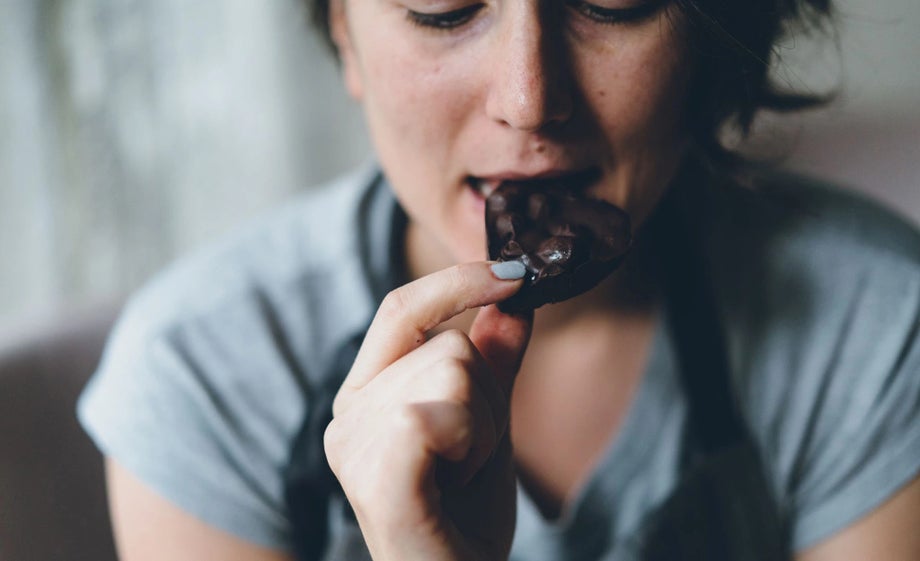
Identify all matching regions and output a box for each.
[78,164,920,559]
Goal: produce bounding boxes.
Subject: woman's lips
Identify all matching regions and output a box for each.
[465,167,601,199]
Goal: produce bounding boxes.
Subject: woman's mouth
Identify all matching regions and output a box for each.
[466,177,502,199]
[465,167,602,200]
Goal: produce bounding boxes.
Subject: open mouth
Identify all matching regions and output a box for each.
[466,167,602,199]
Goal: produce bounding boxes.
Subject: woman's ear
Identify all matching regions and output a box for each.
[329,0,364,101]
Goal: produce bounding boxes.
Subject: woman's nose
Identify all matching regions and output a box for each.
[485,10,573,132]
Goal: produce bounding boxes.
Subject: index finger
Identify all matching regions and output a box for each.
[345,261,525,391]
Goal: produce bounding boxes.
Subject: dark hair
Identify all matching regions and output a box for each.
[671,0,835,173]
[304,0,834,174]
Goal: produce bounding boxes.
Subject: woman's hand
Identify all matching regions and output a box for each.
[324,261,533,561]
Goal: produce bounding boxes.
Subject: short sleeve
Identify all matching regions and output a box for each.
[77,290,310,551]
[77,164,388,553]
[774,261,920,551]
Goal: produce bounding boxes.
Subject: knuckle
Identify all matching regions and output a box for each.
[434,329,475,362]
[331,390,349,417]
[452,409,475,449]
[394,402,427,436]
[378,287,413,323]
[432,357,474,401]
[323,420,343,472]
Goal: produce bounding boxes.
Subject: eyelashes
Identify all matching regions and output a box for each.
[566,0,666,25]
[406,3,483,29]
[406,0,666,31]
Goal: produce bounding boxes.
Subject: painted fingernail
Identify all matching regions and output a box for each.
[490,260,526,280]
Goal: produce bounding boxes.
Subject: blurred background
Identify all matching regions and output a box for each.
[1,0,919,333]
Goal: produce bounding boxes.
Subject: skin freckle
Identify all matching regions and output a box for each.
[334,0,694,264]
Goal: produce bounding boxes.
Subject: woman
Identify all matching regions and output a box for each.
[78,0,920,559]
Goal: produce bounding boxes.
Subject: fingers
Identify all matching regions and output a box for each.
[407,401,474,463]
[375,334,505,481]
[345,262,524,393]
[325,367,493,481]
[324,262,530,558]
[328,329,511,489]
[468,304,533,397]
[327,261,531,508]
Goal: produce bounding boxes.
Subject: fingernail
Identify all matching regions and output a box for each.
[490,260,526,280]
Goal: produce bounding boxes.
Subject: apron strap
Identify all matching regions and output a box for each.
[283,175,407,560]
[639,170,789,560]
[655,177,746,461]
[282,331,364,561]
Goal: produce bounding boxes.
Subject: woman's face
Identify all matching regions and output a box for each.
[332,0,694,265]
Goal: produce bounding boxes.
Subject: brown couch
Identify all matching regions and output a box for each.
[0,304,121,561]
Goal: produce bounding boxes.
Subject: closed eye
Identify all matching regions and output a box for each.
[565,0,667,25]
[406,4,483,30]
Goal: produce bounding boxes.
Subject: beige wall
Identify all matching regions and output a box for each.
[747,0,920,223]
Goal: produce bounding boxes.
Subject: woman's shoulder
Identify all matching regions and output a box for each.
[117,162,387,355]
[706,170,920,551]
[134,163,381,325]
[77,163,390,550]
[707,170,920,361]
[708,169,920,273]
[708,168,920,399]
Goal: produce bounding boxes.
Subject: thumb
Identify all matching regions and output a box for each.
[469,304,534,396]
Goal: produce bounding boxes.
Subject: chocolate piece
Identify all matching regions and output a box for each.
[485,181,632,312]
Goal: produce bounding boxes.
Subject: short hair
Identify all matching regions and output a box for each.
[672,0,834,172]
[304,0,834,174]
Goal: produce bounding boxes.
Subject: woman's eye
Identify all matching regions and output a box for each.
[406,4,483,30]
[565,0,665,25]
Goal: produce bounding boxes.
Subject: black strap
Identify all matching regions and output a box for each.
[282,175,409,561]
[639,171,789,560]
[282,331,365,561]
[653,173,746,460]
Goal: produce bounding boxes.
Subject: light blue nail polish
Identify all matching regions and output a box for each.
[490,260,527,280]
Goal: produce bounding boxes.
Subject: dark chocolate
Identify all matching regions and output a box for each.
[485,181,632,312]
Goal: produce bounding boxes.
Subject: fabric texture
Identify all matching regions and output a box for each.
[77,164,920,558]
